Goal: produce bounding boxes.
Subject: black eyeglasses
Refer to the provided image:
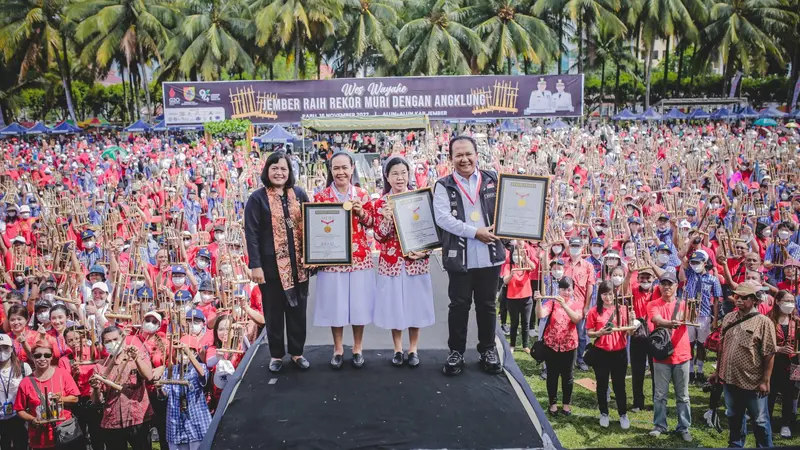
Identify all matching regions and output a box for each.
[660,282,675,288]
[32,353,52,359]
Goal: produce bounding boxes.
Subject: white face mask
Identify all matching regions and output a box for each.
[142,322,159,334]
[568,246,581,256]
[183,239,192,247]
[590,247,602,257]
[611,276,624,286]
[37,312,50,324]
[0,350,11,362]
[639,282,652,290]
[763,229,772,238]
[551,269,564,280]
[84,240,96,249]
[552,246,563,255]
[216,233,226,242]
[656,254,670,265]
[710,203,721,210]
[779,230,791,240]
[14,276,24,284]
[104,341,120,355]
[173,277,186,287]
[42,293,55,302]
[780,302,796,315]
[190,323,204,335]
[196,259,209,270]
[201,294,213,304]
[134,280,145,289]
[511,254,520,264]
[563,221,574,231]
[220,265,233,275]
[691,263,704,274]
[680,229,689,238]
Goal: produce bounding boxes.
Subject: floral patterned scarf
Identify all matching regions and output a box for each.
[266,187,307,306]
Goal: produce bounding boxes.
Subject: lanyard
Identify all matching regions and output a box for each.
[453,172,481,206]
[331,185,354,203]
[0,369,12,398]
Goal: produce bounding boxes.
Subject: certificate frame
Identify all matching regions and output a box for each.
[493,173,550,241]
[388,188,442,256]
[302,203,353,266]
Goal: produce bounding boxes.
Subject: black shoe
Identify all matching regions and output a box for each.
[352,353,365,368]
[407,352,420,368]
[391,352,404,366]
[689,372,696,384]
[501,324,510,336]
[292,356,310,370]
[696,373,707,384]
[479,348,503,374]
[268,359,283,373]
[442,350,464,376]
[330,354,343,370]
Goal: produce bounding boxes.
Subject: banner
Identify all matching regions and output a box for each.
[162,75,584,126]
[729,71,743,98]
[792,73,800,112]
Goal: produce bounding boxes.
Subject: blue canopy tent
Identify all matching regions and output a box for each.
[663,108,687,120]
[612,108,639,121]
[26,122,52,134]
[687,109,710,120]
[758,106,787,118]
[152,120,167,132]
[255,124,295,144]
[0,123,28,136]
[638,107,663,121]
[51,121,82,134]
[499,119,521,132]
[546,119,570,130]
[736,105,759,119]
[124,120,152,133]
[709,108,734,120]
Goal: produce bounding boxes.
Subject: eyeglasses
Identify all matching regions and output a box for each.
[32,353,52,359]
[660,282,676,288]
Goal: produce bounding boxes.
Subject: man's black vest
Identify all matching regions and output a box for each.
[435,170,506,273]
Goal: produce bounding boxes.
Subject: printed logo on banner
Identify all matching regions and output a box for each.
[183,87,196,102]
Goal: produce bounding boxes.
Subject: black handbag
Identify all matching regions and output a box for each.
[584,308,618,367]
[29,376,84,446]
[647,297,683,361]
[632,318,649,341]
[530,314,552,363]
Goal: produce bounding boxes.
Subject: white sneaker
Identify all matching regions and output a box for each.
[599,413,610,428]
[681,431,693,443]
[703,409,714,427]
[781,426,792,438]
[648,429,662,437]
[620,414,630,430]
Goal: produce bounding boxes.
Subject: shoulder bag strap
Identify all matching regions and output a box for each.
[721,313,759,337]
[670,296,684,321]
[603,308,618,328]
[28,375,45,404]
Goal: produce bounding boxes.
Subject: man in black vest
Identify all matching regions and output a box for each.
[433,136,506,376]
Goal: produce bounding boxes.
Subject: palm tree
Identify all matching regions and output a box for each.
[333,0,401,77]
[470,0,557,74]
[397,0,485,75]
[0,0,79,122]
[67,0,176,117]
[583,21,636,114]
[251,0,343,80]
[164,0,256,81]
[700,0,795,94]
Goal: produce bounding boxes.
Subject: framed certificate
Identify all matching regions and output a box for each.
[302,203,353,266]
[388,188,442,256]
[493,174,549,241]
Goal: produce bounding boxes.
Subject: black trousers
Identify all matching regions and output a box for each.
[547,349,576,406]
[447,266,501,355]
[498,286,509,326]
[769,355,797,427]
[103,423,151,450]
[73,398,105,450]
[593,348,628,415]
[0,416,28,450]
[630,336,654,409]
[529,280,540,329]
[148,392,169,450]
[508,298,533,348]
[262,279,308,358]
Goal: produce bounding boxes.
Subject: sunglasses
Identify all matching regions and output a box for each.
[660,281,675,288]
[32,353,52,359]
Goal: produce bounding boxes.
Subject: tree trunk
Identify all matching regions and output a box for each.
[523,58,529,74]
[661,35,670,101]
[129,63,141,120]
[507,56,512,75]
[614,62,621,114]
[557,13,563,75]
[723,49,734,96]
[139,45,152,119]
[576,12,583,74]
[121,71,128,123]
[674,43,684,98]
[58,34,78,124]
[787,45,800,109]
[294,26,301,80]
[645,41,653,109]
[600,59,606,116]
[634,22,641,78]
[269,58,274,80]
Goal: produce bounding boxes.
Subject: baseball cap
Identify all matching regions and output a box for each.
[657,212,670,220]
[87,265,106,277]
[550,258,565,267]
[628,217,641,224]
[686,208,697,216]
[659,272,678,284]
[91,282,109,293]
[143,310,162,322]
[568,237,582,247]
[81,230,95,240]
[590,238,604,246]
[136,287,154,299]
[655,243,670,253]
[34,300,52,310]
[0,334,12,347]
[174,290,193,303]
[171,265,187,275]
[10,236,26,245]
[199,280,214,292]
[197,248,211,259]
[689,250,708,262]
[186,309,206,322]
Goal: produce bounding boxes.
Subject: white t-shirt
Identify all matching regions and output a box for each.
[0,362,32,420]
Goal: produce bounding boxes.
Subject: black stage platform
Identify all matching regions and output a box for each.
[203,253,560,450]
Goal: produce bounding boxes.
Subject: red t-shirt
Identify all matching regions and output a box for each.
[630,279,656,332]
[57,349,97,398]
[647,298,692,365]
[585,307,627,351]
[501,259,533,299]
[14,368,80,449]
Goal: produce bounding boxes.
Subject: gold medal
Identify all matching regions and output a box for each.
[342,201,353,211]
[324,226,332,233]
[412,213,420,221]
[518,199,526,207]
[470,211,481,222]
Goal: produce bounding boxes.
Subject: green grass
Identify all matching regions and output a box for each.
[509,342,800,448]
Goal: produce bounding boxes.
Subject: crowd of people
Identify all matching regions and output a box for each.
[0,116,798,449]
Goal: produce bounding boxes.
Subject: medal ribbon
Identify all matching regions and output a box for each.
[453,172,481,206]
[321,220,334,225]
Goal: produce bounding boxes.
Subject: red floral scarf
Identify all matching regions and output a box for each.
[266,187,307,305]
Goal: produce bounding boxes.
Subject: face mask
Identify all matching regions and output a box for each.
[134,280,145,289]
[691,263,704,274]
[37,312,50,324]
[216,233,226,242]
[84,240,96,249]
[741,235,752,244]
[779,230,791,240]
[220,265,233,275]
[14,276,24,284]
[590,247,602,257]
[552,246,563,255]
[551,269,564,280]
[142,322,159,334]
[201,294,213,304]
[0,350,10,362]
[656,254,670,265]
[611,276,624,286]
[191,323,204,335]
[639,282,652,290]
[657,224,669,232]
[173,277,185,286]
[562,221,574,231]
[104,341,120,355]
[763,229,772,238]
[42,293,55,302]
[196,259,209,270]
[710,203,721,210]
[511,254,520,264]
[782,193,789,200]
[626,207,634,215]
[183,239,192,246]
[20,213,29,219]
[568,246,581,256]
